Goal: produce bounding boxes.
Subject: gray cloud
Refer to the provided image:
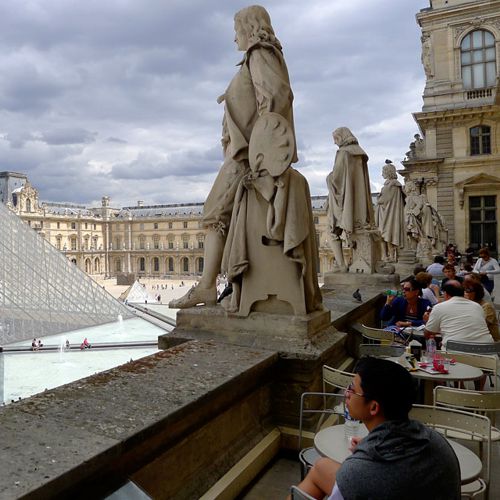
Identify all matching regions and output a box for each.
[0,0,427,207]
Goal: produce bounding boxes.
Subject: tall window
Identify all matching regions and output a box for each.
[470,126,491,155]
[26,198,31,212]
[139,235,145,250]
[461,30,496,89]
[153,234,160,249]
[469,195,497,255]
[139,257,145,272]
[182,257,189,273]
[198,257,204,273]
[168,257,174,272]
[70,237,77,251]
[152,257,160,272]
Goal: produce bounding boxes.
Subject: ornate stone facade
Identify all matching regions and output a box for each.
[401,0,500,257]
[0,171,337,279]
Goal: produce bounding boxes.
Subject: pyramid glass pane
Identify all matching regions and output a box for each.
[0,201,133,345]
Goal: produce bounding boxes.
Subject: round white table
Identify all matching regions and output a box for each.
[388,357,484,404]
[314,424,482,485]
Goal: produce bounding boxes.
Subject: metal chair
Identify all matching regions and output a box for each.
[441,350,498,388]
[359,343,406,358]
[410,404,491,498]
[357,324,394,344]
[434,385,500,441]
[298,391,345,480]
[298,366,355,479]
[290,485,316,500]
[445,339,500,355]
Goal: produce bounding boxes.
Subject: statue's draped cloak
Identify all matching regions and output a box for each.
[222,167,323,314]
[375,179,406,247]
[326,144,374,237]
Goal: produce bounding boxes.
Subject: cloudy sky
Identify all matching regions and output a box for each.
[0,0,429,208]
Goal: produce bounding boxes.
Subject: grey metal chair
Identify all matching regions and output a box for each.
[446,339,500,355]
[298,391,345,480]
[410,404,491,499]
[290,485,317,500]
[359,343,406,358]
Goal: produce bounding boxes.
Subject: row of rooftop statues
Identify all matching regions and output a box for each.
[170,5,446,318]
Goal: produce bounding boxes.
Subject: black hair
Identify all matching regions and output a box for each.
[403,278,423,296]
[442,280,464,297]
[434,255,445,264]
[354,358,416,420]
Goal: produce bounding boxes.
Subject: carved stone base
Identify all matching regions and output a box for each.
[159,305,333,354]
[416,239,433,266]
[350,229,382,274]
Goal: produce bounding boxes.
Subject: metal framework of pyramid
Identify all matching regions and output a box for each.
[0,201,133,345]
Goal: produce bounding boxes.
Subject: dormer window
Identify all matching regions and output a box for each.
[461,30,496,89]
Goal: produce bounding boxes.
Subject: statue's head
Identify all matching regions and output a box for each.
[332,127,358,147]
[404,180,417,194]
[234,5,281,51]
[382,162,397,180]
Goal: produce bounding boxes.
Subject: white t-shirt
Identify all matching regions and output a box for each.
[426,263,444,276]
[425,296,493,347]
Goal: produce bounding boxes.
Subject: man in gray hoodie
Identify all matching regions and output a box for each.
[290,357,460,500]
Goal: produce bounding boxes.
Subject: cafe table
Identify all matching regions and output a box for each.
[314,423,482,485]
[387,357,484,404]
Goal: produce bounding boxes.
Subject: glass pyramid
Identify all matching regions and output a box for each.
[0,201,132,345]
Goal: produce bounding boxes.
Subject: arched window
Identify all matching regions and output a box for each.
[461,30,496,89]
[139,257,145,272]
[152,257,160,272]
[114,258,122,272]
[94,258,100,273]
[470,125,491,155]
[85,258,91,273]
[168,257,174,272]
[197,257,204,274]
[182,257,189,273]
[26,198,31,212]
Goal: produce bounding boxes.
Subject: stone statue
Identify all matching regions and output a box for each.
[404,180,424,251]
[375,160,405,262]
[326,127,375,272]
[221,113,323,316]
[406,133,425,160]
[421,33,434,79]
[404,180,448,259]
[170,5,298,309]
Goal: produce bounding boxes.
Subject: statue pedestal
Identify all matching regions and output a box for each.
[350,229,382,274]
[159,306,333,354]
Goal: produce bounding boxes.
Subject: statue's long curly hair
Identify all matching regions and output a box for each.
[235,5,282,51]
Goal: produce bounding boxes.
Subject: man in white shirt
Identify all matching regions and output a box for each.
[424,280,493,347]
[426,255,445,277]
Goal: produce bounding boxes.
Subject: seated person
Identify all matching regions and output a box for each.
[415,271,439,306]
[441,263,463,287]
[426,255,445,277]
[288,358,460,500]
[380,278,431,328]
[424,280,493,348]
[463,276,499,341]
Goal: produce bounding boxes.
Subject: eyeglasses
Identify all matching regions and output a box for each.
[345,382,366,398]
[402,287,413,292]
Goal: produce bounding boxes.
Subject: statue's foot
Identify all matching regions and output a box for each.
[168,285,216,308]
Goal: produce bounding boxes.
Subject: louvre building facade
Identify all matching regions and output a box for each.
[0,171,335,280]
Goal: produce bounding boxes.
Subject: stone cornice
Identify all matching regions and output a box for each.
[417,1,498,27]
[413,105,499,126]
